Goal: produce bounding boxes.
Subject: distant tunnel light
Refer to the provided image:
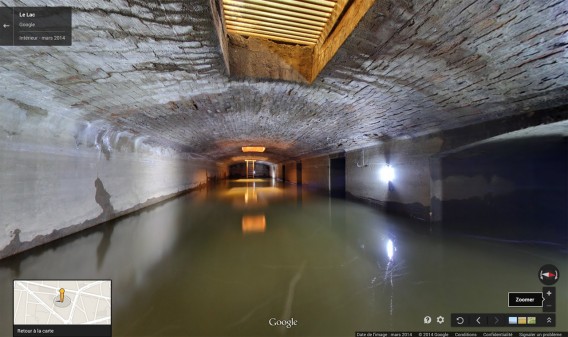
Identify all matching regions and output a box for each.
[242,146,266,153]
[379,165,395,183]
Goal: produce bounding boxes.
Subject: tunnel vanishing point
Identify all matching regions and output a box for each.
[1,0,568,259]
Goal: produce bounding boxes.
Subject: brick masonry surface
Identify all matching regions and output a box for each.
[1,0,567,163]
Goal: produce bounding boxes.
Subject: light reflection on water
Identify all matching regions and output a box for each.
[242,214,266,234]
[0,179,566,336]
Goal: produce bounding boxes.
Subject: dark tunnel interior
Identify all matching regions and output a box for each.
[0,0,567,336]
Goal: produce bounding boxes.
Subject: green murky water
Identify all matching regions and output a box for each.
[1,179,566,336]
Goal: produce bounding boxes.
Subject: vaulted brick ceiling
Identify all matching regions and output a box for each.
[2,0,567,163]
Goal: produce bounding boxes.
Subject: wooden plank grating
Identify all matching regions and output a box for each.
[223,0,339,45]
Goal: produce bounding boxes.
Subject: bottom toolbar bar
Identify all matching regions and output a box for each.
[451,314,555,327]
[355,332,567,337]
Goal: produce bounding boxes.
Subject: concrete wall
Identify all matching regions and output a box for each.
[343,121,567,245]
[218,165,229,180]
[283,161,298,184]
[346,137,443,221]
[301,155,329,192]
[0,193,194,329]
[275,164,282,181]
[0,112,217,259]
[431,135,568,245]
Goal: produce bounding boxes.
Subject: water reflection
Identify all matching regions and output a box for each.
[0,180,566,336]
[0,199,182,326]
[244,184,258,204]
[384,239,397,317]
[242,214,266,234]
[96,223,114,270]
[220,179,300,210]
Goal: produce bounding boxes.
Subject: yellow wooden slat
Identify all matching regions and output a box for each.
[227,29,316,45]
[226,25,318,42]
[224,8,326,28]
[231,0,333,16]
[248,0,335,12]
[227,27,317,44]
[227,22,319,40]
[223,1,329,22]
[226,18,322,37]
[316,0,348,44]
[224,10,324,30]
[299,0,338,7]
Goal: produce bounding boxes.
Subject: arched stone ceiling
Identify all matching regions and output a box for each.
[1,0,567,163]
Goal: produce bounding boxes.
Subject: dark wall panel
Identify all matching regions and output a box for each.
[438,136,568,245]
[330,156,346,198]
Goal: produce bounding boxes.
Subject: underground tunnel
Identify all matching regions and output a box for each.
[0,0,567,336]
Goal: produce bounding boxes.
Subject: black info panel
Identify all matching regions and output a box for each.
[0,7,71,46]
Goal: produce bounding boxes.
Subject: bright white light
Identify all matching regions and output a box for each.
[379,165,395,182]
[386,239,394,260]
